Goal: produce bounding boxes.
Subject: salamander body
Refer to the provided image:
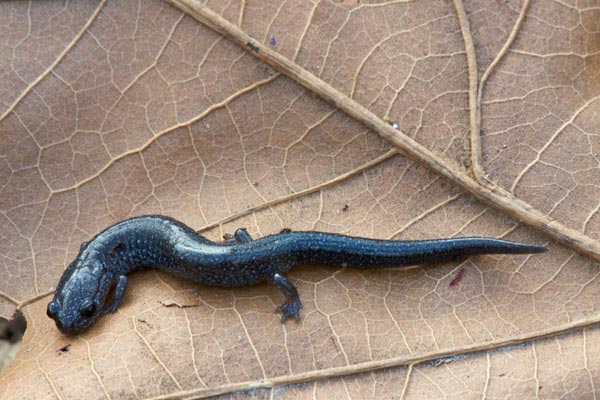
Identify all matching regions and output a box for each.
[47,215,547,334]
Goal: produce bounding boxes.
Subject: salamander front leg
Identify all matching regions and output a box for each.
[222,228,253,244]
[102,275,128,315]
[272,273,303,322]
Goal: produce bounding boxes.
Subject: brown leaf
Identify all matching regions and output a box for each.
[1,0,599,399]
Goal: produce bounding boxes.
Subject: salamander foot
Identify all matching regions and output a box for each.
[272,273,303,322]
[276,296,303,322]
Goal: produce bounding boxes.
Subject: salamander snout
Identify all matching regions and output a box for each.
[46,301,59,320]
[46,301,75,334]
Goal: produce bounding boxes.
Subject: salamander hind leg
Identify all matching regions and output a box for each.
[272,273,303,322]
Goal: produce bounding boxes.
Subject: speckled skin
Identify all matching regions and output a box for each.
[47,215,547,334]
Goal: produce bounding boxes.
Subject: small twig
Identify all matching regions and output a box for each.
[0,291,19,306]
[159,300,199,308]
[16,290,54,310]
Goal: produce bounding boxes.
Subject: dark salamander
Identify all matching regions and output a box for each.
[47,215,547,334]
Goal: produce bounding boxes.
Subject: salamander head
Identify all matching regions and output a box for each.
[47,256,115,335]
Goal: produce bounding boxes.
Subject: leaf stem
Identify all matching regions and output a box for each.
[164,0,600,261]
[145,315,600,399]
[452,0,483,181]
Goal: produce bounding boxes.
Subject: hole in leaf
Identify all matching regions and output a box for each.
[0,310,27,372]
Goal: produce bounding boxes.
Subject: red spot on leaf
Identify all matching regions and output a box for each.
[449,268,466,287]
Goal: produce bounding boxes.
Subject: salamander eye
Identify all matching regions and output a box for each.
[79,301,96,318]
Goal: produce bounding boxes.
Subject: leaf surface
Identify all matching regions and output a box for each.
[0,0,599,399]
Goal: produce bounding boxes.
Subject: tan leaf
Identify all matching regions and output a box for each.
[0,0,599,399]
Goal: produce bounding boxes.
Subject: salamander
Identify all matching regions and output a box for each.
[46,215,547,334]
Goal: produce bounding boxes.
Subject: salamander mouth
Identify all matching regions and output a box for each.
[55,321,77,335]
[49,311,85,335]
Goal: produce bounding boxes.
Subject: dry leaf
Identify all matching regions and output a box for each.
[0,0,599,399]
